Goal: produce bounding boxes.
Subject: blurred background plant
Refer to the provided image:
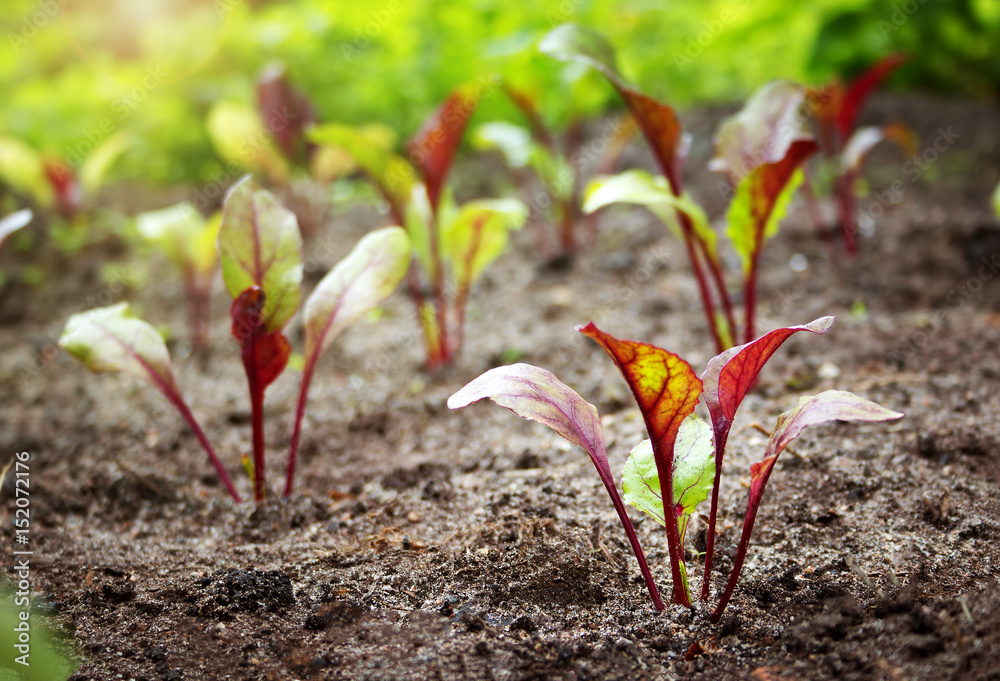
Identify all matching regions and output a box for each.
[2,0,996,189]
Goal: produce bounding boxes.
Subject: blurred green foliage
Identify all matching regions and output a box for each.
[0,0,997,188]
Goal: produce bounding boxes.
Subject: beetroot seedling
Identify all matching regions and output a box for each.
[451,316,902,617]
[136,203,221,348]
[310,90,527,370]
[447,363,664,611]
[807,54,914,255]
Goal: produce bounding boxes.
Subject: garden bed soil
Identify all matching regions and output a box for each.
[2,93,1000,680]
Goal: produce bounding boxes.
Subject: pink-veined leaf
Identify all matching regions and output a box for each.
[447,363,664,611]
[712,391,902,621]
[285,227,411,496]
[218,175,303,332]
[59,303,241,502]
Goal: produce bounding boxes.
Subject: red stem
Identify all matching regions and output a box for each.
[744,250,761,344]
[558,197,575,254]
[836,172,859,257]
[700,425,730,600]
[698,238,737,345]
[164,384,242,504]
[602,474,665,611]
[240,333,267,502]
[283,356,315,497]
[654,447,691,607]
[679,213,725,354]
[710,462,775,622]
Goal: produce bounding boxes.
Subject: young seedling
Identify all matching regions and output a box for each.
[218,176,304,502]
[806,55,914,255]
[58,303,242,503]
[576,53,819,345]
[473,84,633,255]
[284,226,411,496]
[541,24,743,351]
[309,90,527,370]
[447,363,664,611]
[451,316,903,617]
[136,203,221,347]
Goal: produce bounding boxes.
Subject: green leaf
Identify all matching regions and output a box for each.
[992,180,1000,219]
[58,303,176,391]
[538,23,624,86]
[80,130,130,193]
[584,170,716,260]
[404,182,435,276]
[622,413,715,544]
[0,588,79,680]
[0,136,51,207]
[472,122,535,168]
[218,176,303,332]
[308,123,415,217]
[727,168,804,273]
[442,198,527,289]
[206,102,289,183]
[137,202,220,275]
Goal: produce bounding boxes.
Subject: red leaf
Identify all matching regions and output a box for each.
[699,316,833,600]
[407,89,475,214]
[257,64,316,164]
[619,88,684,191]
[838,54,907,138]
[43,159,82,220]
[579,322,701,605]
[702,317,835,436]
[230,286,291,391]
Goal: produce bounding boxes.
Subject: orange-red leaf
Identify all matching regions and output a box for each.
[839,53,907,138]
[578,323,702,458]
[407,89,475,214]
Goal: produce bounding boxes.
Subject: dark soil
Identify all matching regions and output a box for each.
[2,93,1000,680]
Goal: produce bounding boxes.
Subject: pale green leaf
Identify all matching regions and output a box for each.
[622,412,714,545]
[137,202,219,275]
[539,23,624,87]
[58,303,177,392]
[308,123,415,213]
[80,131,130,193]
[0,136,51,207]
[206,102,289,182]
[303,226,411,363]
[472,122,535,168]
[218,176,303,331]
[442,198,527,288]
[584,170,716,259]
